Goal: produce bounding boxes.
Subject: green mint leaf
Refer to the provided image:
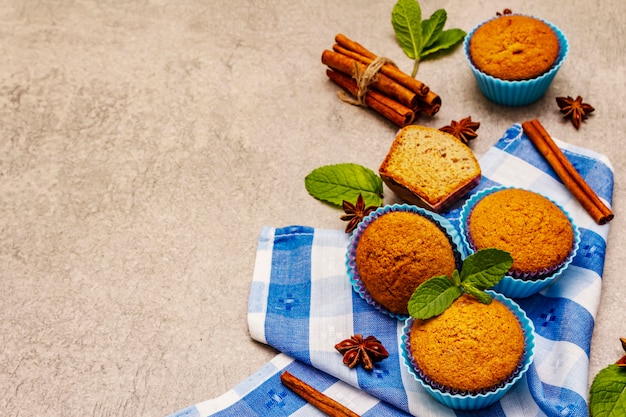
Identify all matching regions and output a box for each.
[391,0,422,76]
[407,249,512,318]
[421,9,447,50]
[304,163,383,208]
[391,0,466,76]
[460,248,513,290]
[392,0,422,60]
[407,276,462,320]
[420,28,467,58]
[589,364,626,417]
[461,283,493,304]
[452,269,461,286]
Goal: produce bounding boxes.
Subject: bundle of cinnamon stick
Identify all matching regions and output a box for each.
[322,34,441,127]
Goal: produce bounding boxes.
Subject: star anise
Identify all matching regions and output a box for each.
[335,334,389,371]
[439,116,480,145]
[617,337,626,367]
[340,193,377,233]
[556,95,595,129]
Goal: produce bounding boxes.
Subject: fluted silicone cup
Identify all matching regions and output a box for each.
[346,204,468,320]
[463,15,569,107]
[401,291,536,410]
[459,186,580,298]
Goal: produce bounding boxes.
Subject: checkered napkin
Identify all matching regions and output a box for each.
[169,124,613,417]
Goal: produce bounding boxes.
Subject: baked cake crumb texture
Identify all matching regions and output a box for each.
[410,294,525,392]
[356,211,457,315]
[469,15,560,80]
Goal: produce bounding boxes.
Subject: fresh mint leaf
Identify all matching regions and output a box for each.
[420,9,447,49]
[589,364,626,417]
[452,269,461,286]
[304,163,383,208]
[391,0,466,77]
[460,248,513,291]
[407,249,512,317]
[461,283,493,305]
[407,276,462,319]
[421,28,467,58]
[391,0,422,61]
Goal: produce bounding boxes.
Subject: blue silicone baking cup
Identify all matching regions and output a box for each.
[401,291,536,410]
[459,186,580,298]
[346,204,469,320]
[463,15,569,107]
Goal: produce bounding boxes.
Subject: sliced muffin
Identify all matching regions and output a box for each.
[379,126,481,213]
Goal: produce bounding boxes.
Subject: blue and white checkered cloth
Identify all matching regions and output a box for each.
[170,124,614,417]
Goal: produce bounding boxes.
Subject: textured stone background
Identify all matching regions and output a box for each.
[1,1,624,416]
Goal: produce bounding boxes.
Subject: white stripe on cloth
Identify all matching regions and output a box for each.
[532,334,590,399]
[247,226,275,344]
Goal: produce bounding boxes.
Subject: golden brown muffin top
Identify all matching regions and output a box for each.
[468,188,574,276]
[355,211,457,315]
[410,294,525,393]
[469,15,559,80]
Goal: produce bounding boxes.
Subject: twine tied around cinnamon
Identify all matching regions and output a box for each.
[322,35,441,126]
[338,56,395,107]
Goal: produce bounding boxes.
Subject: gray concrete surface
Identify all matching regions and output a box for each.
[1,1,624,416]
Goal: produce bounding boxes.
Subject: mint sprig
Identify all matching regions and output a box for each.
[391,0,466,77]
[304,163,383,208]
[407,248,513,320]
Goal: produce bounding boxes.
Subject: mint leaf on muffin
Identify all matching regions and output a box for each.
[462,283,493,304]
[408,248,513,319]
[305,163,383,208]
[406,275,463,319]
[460,248,514,290]
[392,0,466,77]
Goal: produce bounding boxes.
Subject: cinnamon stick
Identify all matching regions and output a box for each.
[522,119,614,225]
[416,90,441,118]
[326,69,416,127]
[280,371,360,417]
[321,49,419,110]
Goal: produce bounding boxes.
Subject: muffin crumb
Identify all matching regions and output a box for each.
[469,15,559,80]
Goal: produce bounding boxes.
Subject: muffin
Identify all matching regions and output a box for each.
[460,187,579,298]
[463,14,569,106]
[379,125,482,213]
[401,291,535,410]
[347,204,464,317]
[411,294,524,392]
[469,15,559,81]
